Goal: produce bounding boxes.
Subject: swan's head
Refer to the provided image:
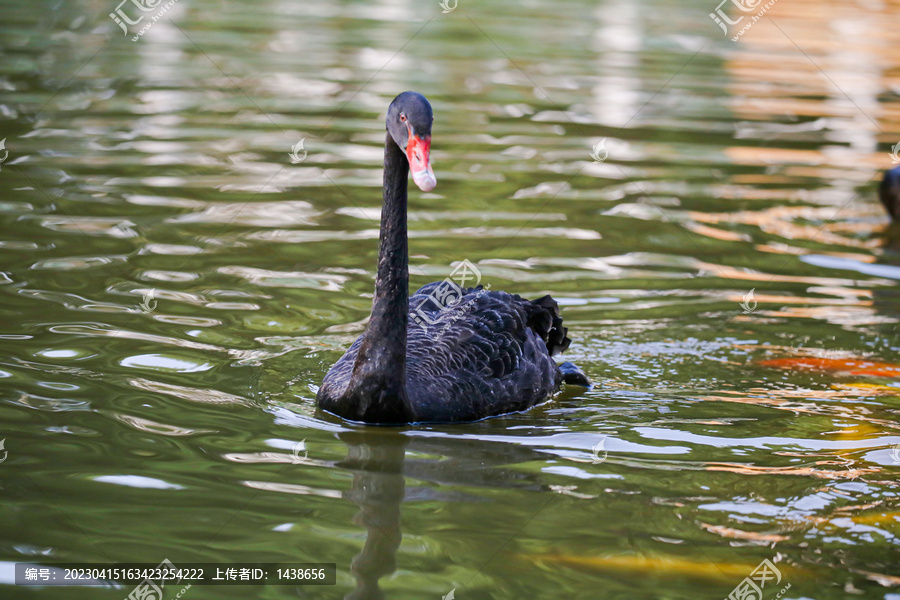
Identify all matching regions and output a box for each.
[387,91,436,192]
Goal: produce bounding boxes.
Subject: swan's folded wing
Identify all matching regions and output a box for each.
[406,288,563,421]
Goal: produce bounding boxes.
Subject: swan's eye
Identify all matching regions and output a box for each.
[399,114,407,122]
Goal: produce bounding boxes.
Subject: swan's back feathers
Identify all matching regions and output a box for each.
[319,283,572,423]
[410,283,570,357]
[405,284,566,421]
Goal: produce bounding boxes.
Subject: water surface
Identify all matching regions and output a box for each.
[1,0,899,598]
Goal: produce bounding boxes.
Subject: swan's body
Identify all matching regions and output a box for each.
[319,285,573,423]
[317,92,587,425]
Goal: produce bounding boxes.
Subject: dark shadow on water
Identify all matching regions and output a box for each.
[872,223,900,319]
[879,221,900,249]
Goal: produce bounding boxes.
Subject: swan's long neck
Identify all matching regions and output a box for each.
[346,133,413,423]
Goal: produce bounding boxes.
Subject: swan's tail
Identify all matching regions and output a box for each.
[559,361,591,386]
[526,295,571,357]
[526,297,592,386]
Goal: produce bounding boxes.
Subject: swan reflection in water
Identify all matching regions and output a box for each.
[339,431,406,600]
[334,427,558,600]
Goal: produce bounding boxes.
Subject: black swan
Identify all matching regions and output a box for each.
[881,165,900,220]
[317,91,589,424]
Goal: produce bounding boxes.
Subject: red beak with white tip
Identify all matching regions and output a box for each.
[406,133,436,192]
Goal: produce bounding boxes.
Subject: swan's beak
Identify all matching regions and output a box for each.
[407,134,436,192]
